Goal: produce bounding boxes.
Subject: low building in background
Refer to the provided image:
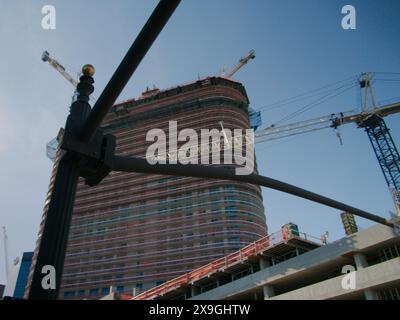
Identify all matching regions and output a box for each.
[120,221,400,300]
[0,284,5,299]
[4,252,33,299]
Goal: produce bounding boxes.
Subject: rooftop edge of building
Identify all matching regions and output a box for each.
[103,76,250,126]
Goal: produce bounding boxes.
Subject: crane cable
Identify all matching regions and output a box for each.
[257,75,358,112]
[256,72,399,128]
[271,81,359,126]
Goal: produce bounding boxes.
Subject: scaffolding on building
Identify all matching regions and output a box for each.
[123,226,322,300]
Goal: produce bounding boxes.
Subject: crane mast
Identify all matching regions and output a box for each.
[361,116,400,209]
[358,73,400,211]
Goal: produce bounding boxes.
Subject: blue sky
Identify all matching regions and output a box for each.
[0,0,399,285]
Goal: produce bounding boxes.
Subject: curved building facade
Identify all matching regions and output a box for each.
[28,77,267,299]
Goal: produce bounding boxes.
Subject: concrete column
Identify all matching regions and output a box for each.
[363,289,379,300]
[263,285,275,299]
[353,253,379,300]
[353,253,368,269]
[259,256,275,299]
[190,285,200,298]
[259,256,271,270]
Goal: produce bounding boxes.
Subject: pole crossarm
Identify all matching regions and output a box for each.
[79,0,181,143]
[112,155,394,228]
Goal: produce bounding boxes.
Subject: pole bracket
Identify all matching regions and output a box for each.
[60,129,116,186]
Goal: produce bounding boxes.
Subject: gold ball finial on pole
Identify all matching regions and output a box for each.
[82,64,95,77]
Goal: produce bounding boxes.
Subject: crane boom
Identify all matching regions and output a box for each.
[255,97,400,210]
[41,51,79,88]
[224,49,256,78]
[256,110,353,142]
[255,102,400,142]
[334,101,400,127]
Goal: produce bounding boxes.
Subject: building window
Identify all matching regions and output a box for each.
[101,287,110,295]
[77,290,85,296]
[135,283,143,290]
[64,291,75,298]
[89,288,99,295]
[116,286,125,293]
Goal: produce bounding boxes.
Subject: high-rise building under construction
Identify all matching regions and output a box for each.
[27,77,267,299]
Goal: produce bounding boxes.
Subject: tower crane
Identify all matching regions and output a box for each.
[254,73,400,212]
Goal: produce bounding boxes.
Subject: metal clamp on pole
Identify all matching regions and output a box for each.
[61,131,116,186]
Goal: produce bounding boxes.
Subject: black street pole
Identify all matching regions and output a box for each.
[28,67,95,300]
[27,1,182,300]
